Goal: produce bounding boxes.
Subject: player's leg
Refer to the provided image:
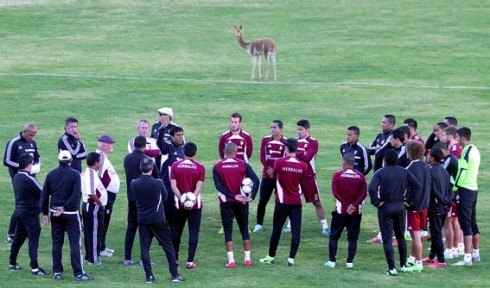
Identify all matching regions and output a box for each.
[220,202,236,267]
[124,201,138,262]
[392,206,407,269]
[255,178,275,232]
[171,208,188,263]
[65,214,84,277]
[345,214,362,266]
[288,204,302,266]
[327,211,346,265]
[138,224,154,279]
[24,214,42,270]
[9,214,27,268]
[187,209,202,267]
[234,203,251,266]
[151,222,180,279]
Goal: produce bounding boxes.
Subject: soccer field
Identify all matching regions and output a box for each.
[1,1,489,287]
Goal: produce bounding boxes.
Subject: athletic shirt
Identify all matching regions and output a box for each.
[331,168,367,215]
[259,135,287,178]
[81,167,108,206]
[96,150,120,194]
[273,156,307,205]
[218,130,253,162]
[454,144,480,191]
[449,143,463,159]
[213,157,248,204]
[170,158,206,210]
[296,136,318,176]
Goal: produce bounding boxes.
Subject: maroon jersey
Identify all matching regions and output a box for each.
[273,156,307,205]
[296,136,318,176]
[213,157,247,204]
[449,143,462,159]
[259,135,287,178]
[218,130,253,162]
[412,134,429,156]
[170,158,206,210]
[331,168,367,215]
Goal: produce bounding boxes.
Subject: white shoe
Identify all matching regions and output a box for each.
[420,230,429,238]
[346,263,354,269]
[100,250,113,257]
[444,251,453,260]
[324,261,335,269]
[105,247,115,254]
[253,224,264,233]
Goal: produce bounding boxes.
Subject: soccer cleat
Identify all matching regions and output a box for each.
[5,235,13,243]
[412,264,423,272]
[346,263,354,269]
[74,274,94,281]
[368,236,382,244]
[104,247,115,254]
[428,261,446,268]
[53,273,63,280]
[452,260,473,266]
[100,249,113,257]
[87,260,104,266]
[384,269,398,276]
[259,255,275,265]
[399,266,413,273]
[444,251,454,260]
[226,262,236,268]
[287,258,294,267]
[404,232,412,241]
[253,224,264,233]
[186,262,197,269]
[8,264,22,271]
[282,226,291,233]
[123,259,137,266]
[146,274,155,283]
[324,261,335,269]
[422,257,435,263]
[472,256,481,262]
[32,267,49,275]
[244,260,252,267]
[218,227,224,234]
[322,228,330,237]
[172,275,185,283]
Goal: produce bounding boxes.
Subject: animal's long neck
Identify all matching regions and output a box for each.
[237,34,250,49]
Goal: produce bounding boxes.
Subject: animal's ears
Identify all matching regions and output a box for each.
[240,24,242,29]
[234,25,242,29]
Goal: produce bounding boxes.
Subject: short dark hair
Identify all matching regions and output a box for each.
[430,148,444,163]
[169,126,184,136]
[231,112,242,122]
[86,152,101,167]
[343,152,356,166]
[457,127,471,141]
[347,126,360,135]
[224,142,237,156]
[65,117,78,126]
[285,138,298,153]
[18,154,33,170]
[444,116,458,126]
[436,122,449,129]
[433,141,448,151]
[272,119,283,129]
[384,150,399,166]
[183,142,197,157]
[403,118,418,130]
[140,157,154,173]
[297,119,310,129]
[384,114,396,125]
[390,128,405,142]
[397,125,411,140]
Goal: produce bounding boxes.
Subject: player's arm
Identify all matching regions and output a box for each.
[353,177,368,207]
[218,136,225,159]
[245,163,260,200]
[246,134,253,160]
[170,179,182,202]
[296,140,318,162]
[331,173,347,204]
[259,138,268,168]
[368,172,382,207]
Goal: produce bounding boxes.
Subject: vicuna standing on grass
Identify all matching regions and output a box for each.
[234,25,277,81]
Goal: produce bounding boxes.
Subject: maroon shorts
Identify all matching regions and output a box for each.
[447,201,458,218]
[407,210,427,232]
[300,176,320,203]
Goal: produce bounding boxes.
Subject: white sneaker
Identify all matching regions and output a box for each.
[420,230,429,238]
[105,247,115,254]
[324,261,336,269]
[346,263,354,269]
[444,251,453,260]
[253,224,264,233]
[100,250,113,257]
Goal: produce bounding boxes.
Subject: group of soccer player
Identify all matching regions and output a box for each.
[3,108,481,283]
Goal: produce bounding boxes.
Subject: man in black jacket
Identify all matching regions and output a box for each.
[57,117,87,173]
[9,154,48,275]
[368,150,421,276]
[41,150,93,282]
[132,157,183,284]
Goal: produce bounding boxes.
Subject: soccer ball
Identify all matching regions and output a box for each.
[241,177,253,195]
[181,192,197,208]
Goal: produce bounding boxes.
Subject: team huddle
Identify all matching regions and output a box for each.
[3,109,481,282]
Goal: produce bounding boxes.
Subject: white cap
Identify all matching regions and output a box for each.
[58,150,72,161]
[157,107,173,117]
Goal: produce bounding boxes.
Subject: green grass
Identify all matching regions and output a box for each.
[1,0,489,287]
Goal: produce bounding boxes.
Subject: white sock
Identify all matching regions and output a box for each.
[408,256,415,264]
[452,248,458,255]
[320,219,329,229]
[286,220,291,228]
[244,250,251,262]
[227,251,235,263]
[377,232,382,240]
[464,253,472,262]
[446,248,452,254]
[415,260,422,267]
[473,249,479,257]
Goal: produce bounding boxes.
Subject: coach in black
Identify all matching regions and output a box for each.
[41,150,93,282]
[3,123,41,243]
[132,157,183,284]
[123,136,159,265]
[340,125,372,176]
[57,117,87,173]
[9,154,48,275]
[368,150,421,276]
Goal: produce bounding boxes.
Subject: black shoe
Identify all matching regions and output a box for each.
[74,274,94,281]
[53,273,63,280]
[32,267,49,275]
[172,275,184,283]
[9,264,22,271]
[146,275,155,284]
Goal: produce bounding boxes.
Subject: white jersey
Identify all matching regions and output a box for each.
[81,167,108,206]
[96,149,120,194]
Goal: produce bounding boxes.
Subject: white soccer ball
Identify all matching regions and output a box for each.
[242,177,253,187]
[181,192,196,208]
[241,185,252,194]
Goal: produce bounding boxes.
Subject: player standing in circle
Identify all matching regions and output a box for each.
[253,120,286,233]
[218,112,253,162]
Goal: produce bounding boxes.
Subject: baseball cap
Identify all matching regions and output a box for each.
[98,134,115,144]
[134,136,147,148]
[58,150,72,161]
[157,107,173,117]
